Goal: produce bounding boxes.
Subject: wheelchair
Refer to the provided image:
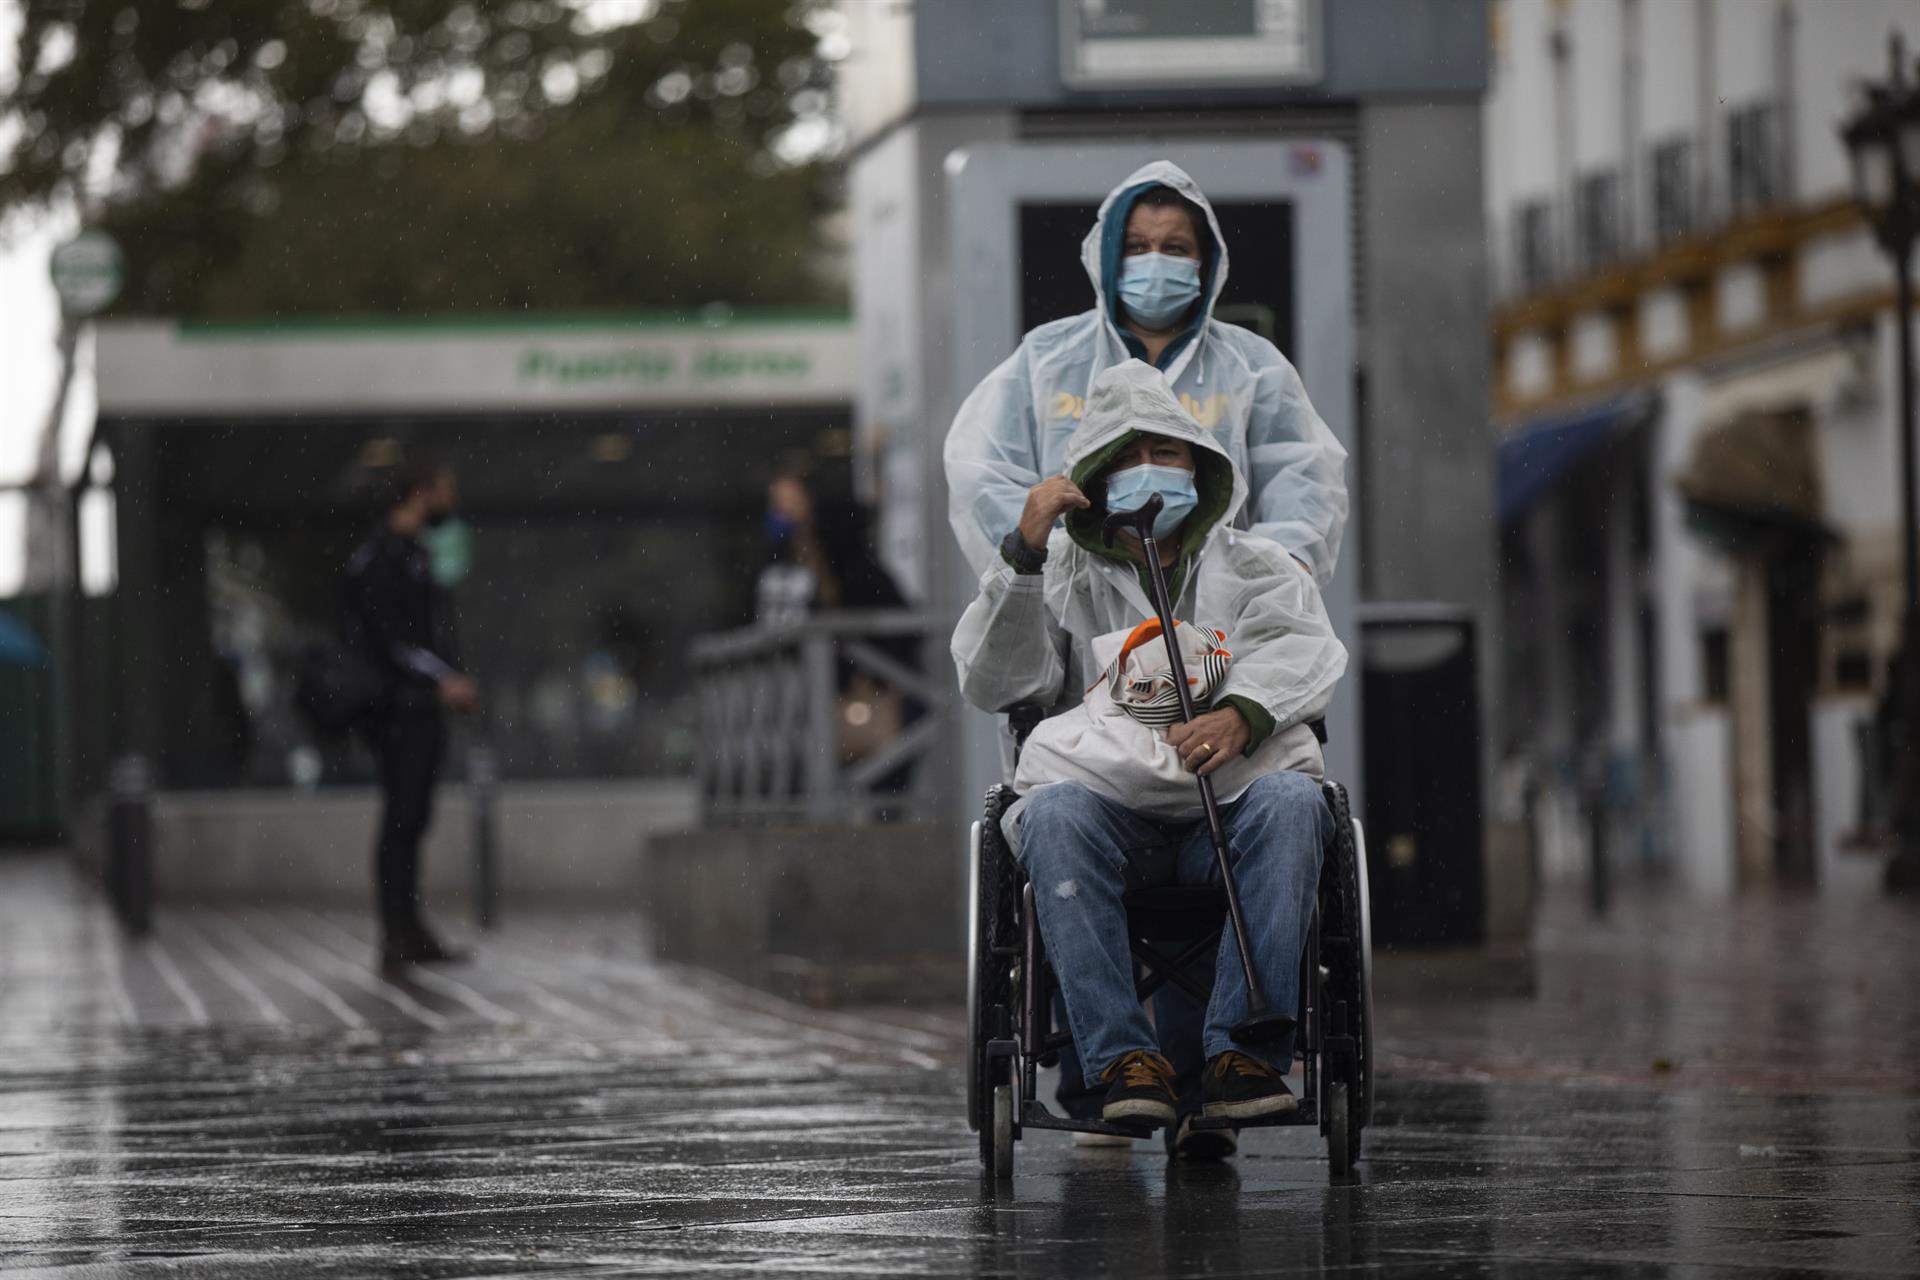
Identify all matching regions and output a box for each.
[965,714,1375,1184]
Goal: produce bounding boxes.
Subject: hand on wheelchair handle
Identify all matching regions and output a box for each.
[1166,706,1250,777]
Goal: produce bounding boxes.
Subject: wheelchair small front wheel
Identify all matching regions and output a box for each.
[990,1083,1015,1182]
[1327,1081,1354,1182]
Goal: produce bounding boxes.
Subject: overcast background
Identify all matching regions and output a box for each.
[0,0,92,593]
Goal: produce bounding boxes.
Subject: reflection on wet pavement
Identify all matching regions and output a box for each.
[3,854,1918,1277]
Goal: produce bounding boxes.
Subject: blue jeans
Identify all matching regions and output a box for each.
[1016,772,1329,1084]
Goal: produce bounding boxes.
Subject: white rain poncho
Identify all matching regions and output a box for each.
[951,361,1347,840]
[943,159,1349,586]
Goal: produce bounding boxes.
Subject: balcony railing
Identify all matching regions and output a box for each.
[692,610,947,827]
[1494,99,1791,304]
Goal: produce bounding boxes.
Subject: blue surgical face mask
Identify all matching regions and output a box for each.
[422,517,472,588]
[1104,463,1199,540]
[1118,252,1202,330]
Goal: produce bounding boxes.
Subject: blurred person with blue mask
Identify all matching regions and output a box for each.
[944,160,1348,589]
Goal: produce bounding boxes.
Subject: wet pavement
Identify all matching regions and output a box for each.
[4,853,1920,1277]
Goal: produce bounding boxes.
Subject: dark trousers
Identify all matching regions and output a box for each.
[367,706,446,939]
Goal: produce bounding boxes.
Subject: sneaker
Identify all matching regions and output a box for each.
[1100,1050,1178,1129]
[1200,1051,1297,1121]
[1172,1113,1239,1161]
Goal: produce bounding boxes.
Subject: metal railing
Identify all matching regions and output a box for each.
[692,610,946,826]
[1493,100,1793,304]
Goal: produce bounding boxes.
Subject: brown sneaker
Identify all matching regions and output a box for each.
[1201,1050,1297,1121]
[1100,1049,1178,1129]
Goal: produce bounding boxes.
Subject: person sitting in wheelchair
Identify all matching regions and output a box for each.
[953,359,1347,1132]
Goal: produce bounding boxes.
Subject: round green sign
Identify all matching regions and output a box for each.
[50,231,125,318]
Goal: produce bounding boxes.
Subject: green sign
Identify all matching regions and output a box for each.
[50,231,125,318]
[517,345,814,387]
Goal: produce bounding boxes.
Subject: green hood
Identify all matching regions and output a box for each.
[1063,360,1245,566]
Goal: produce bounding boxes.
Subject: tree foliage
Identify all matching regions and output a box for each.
[1,0,839,314]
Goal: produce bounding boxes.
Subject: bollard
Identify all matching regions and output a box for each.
[1581,748,1610,918]
[107,755,153,937]
[470,745,499,929]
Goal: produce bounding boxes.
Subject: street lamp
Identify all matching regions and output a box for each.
[1842,34,1920,893]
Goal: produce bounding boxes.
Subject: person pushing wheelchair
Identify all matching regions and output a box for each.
[952,359,1347,1142]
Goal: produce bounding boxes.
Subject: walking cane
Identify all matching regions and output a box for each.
[1103,493,1291,1046]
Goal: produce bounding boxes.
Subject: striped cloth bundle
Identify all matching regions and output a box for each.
[1102,618,1232,728]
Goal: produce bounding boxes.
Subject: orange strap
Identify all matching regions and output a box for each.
[1114,617,1180,671]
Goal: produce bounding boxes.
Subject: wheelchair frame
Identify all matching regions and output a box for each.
[966,778,1374,1183]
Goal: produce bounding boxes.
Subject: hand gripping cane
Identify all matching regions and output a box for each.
[1102,493,1292,1046]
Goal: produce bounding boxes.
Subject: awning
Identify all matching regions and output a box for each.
[1676,407,1821,526]
[1497,391,1658,528]
[1673,347,1851,553]
[1697,347,1858,426]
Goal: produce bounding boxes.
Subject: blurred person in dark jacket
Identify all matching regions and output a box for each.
[344,453,479,969]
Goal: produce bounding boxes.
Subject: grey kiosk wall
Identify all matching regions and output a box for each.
[891,139,1359,828]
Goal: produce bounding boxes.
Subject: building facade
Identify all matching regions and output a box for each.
[1488,0,1920,896]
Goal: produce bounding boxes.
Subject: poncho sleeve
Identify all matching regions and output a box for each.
[1207,532,1347,735]
[950,535,1072,714]
[1242,352,1349,588]
[944,345,1045,578]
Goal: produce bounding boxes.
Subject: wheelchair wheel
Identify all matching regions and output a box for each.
[1327,1081,1354,1180]
[969,787,1018,1146]
[1321,783,1371,1171]
[1351,812,1376,1127]
[987,1075,1016,1182]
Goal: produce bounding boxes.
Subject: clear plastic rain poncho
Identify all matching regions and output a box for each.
[951,360,1346,836]
[943,160,1349,586]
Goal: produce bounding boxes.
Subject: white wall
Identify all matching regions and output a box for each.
[1570,0,1624,173]
[1820,310,1913,539]
[848,125,930,599]
[1715,262,1767,335]
[1667,711,1737,896]
[1639,2,1700,144]
[1710,0,1774,113]
[1490,0,1563,214]
[835,0,916,148]
[1649,375,1741,895]
[1639,288,1689,359]
[1812,696,1881,898]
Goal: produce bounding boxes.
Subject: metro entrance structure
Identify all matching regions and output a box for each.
[63,313,854,905]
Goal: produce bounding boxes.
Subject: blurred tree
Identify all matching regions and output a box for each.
[0,0,840,314]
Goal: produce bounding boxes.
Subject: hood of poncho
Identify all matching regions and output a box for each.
[1082,160,1231,372]
[1062,360,1246,562]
